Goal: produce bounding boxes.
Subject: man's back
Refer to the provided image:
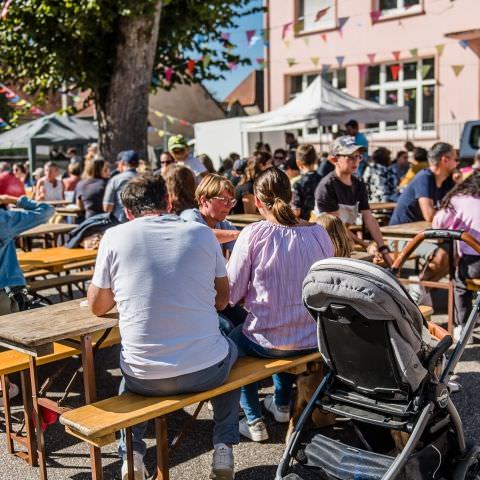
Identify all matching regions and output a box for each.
[92,214,228,379]
[103,169,137,222]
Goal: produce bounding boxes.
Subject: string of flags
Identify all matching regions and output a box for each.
[150,109,192,129]
[0,83,46,126]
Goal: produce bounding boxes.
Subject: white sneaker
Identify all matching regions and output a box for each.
[210,443,234,480]
[0,382,19,407]
[263,395,290,423]
[121,452,148,480]
[408,276,432,306]
[239,417,269,442]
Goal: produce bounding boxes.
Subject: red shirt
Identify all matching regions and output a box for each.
[63,175,80,192]
[0,172,26,197]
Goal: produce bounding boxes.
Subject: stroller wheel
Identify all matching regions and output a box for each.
[454,445,480,480]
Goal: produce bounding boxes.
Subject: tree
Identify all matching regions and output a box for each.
[0,0,261,161]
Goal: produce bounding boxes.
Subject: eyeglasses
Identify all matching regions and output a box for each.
[343,153,362,161]
[211,196,237,207]
[161,160,175,166]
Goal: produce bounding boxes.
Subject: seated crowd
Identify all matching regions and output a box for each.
[1,122,480,480]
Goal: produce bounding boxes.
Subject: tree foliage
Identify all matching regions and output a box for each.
[0,0,262,101]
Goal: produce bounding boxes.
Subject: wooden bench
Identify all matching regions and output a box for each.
[60,352,321,479]
[27,270,94,300]
[0,327,120,466]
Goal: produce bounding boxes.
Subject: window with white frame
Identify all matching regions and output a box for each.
[377,0,421,15]
[297,0,335,33]
[364,58,435,133]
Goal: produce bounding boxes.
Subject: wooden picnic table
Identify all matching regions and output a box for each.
[0,299,118,480]
[18,246,97,274]
[380,221,432,241]
[226,213,263,227]
[369,202,397,211]
[44,200,71,207]
[18,223,76,251]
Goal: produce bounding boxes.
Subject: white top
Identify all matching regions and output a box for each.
[92,214,229,379]
[43,178,63,201]
[184,154,207,180]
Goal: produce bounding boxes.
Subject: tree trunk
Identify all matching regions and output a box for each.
[95,1,163,162]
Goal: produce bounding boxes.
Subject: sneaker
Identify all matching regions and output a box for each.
[263,395,290,423]
[408,276,432,307]
[210,443,234,480]
[239,417,269,442]
[121,452,148,480]
[0,382,19,407]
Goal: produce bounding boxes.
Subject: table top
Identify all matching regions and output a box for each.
[370,202,397,211]
[380,221,432,238]
[55,205,82,214]
[18,246,97,271]
[45,200,71,206]
[19,223,76,238]
[0,299,118,356]
[226,214,263,226]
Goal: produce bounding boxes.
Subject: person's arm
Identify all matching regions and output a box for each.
[87,285,115,316]
[362,209,393,267]
[102,178,115,213]
[418,197,436,222]
[227,227,252,305]
[212,228,240,245]
[214,276,229,311]
[35,179,45,200]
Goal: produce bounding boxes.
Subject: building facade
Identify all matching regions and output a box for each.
[264,0,480,151]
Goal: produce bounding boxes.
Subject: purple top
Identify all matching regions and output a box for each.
[433,195,480,256]
[227,220,334,350]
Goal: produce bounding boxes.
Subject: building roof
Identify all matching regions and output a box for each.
[224,70,264,114]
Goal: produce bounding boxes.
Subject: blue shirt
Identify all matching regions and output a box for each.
[390,169,454,225]
[103,169,137,223]
[0,197,54,289]
[180,208,238,250]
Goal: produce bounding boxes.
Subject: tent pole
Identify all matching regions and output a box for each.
[27,141,35,174]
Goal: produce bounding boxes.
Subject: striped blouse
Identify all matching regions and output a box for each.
[227,220,334,350]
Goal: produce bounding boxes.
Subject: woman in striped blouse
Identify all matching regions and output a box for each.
[227,167,334,442]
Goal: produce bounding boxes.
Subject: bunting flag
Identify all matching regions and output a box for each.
[338,16,349,37]
[435,44,445,56]
[303,37,309,45]
[283,40,291,48]
[315,7,329,22]
[246,29,256,45]
[165,67,173,83]
[409,48,418,57]
[390,64,401,81]
[321,64,331,75]
[256,58,266,69]
[282,22,292,39]
[358,64,368,80]
[202,54,211,68]
[0,83,45,116]
[158,130,165,138]
[1,0,12,20]
[227,61,237,70]
[392,51,401,61]
[421,64,431,79]
[0,118,7,127]
[452,65,464,77]
[150,109,192,127]
[287,58,297,67]
[367,53,376,64]
[220,32,230,41]
[293,21,302,35]
[459,39,469,49]
[336,56,345,68]
[370,10,381,25]
[187,59,196,75]
[321,33,327,42]
[311,57,319,67]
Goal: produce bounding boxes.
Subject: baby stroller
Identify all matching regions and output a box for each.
[276,230,480,480]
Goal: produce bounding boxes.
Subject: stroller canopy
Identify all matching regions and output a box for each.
[303,258,436,391]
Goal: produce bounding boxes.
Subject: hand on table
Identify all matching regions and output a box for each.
[0,194,19,206]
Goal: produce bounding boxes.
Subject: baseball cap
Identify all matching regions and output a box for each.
[330,136,364,156]
[233,158,247,173]
[168,135,188,151]
[119,150,139,166]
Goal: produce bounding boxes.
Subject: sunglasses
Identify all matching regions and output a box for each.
[211,196,237,207]
[161,159,175,165]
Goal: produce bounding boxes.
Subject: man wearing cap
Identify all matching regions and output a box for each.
[103,150,139,222]
[168,134,207,182]
[315,136,392,266]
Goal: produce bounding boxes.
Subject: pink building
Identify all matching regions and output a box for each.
[264,0,480,151]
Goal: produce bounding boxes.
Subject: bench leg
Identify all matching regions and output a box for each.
[28,356,48,480]
[126,427,135,480]
[21,370,38,466]
[1,375,15,454]
[155,417,169,480]
[170,401,204,449]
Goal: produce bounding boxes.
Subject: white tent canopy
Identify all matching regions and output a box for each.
[241,76,408,133]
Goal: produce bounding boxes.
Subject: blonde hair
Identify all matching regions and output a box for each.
[316,213,352,257]
[195,173,234,203]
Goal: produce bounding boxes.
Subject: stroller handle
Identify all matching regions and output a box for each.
[391,229,480,273]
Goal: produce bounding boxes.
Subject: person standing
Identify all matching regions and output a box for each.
[345,119,369,177]
[168,135,207,182]
[88,173,240,480]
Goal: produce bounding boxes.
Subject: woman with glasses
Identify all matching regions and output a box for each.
[158,151,176,177]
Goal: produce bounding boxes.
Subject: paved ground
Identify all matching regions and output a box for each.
[0,287,479,479]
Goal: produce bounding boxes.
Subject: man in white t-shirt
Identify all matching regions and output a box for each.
[168,134,207,182]
[88,173,239,480]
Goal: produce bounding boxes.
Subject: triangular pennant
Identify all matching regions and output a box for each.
[336,56,345,68]
[311,57,319,67]
[303,37,309,45]
[367,53,376,64]
[256,58,265,69]
[392,51,401,61]
[287,58,297,68]
[293,21,302,35]
[452,65,464,77]
[409,48,418,57]
[338,17,349,30]
[316,7,329,22]
[220,32,230,41]
[370,10,381,25]
[358,64,368,79]
[282,22,292,39]
[321,33,327,42]
[283,40,291,48]
[167,115,175,123]
[435,44,445,56]
[202,54,211,68]
[227,62,237,70]
[246,29,255,45]
[187,59,196,75]
[154,110,164,118]
[390,64,401,81]
[158,130,165,138]
[459,39,469,49]
[321,64,331,74]
[165,67,173,83]
[421,64,431,79]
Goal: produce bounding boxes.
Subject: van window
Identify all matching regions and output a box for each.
[470,126,480,149]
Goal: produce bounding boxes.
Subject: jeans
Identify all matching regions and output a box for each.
[118,338,240,459]
[228,324,316,424]
[455,255,480,326]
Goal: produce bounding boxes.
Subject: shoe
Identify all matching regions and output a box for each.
[408,276,432,306]
[239,417,269,442]
[263,395,290,423]
[210,443,234,480]
[121,452,148,480]
[0,382,19,407]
